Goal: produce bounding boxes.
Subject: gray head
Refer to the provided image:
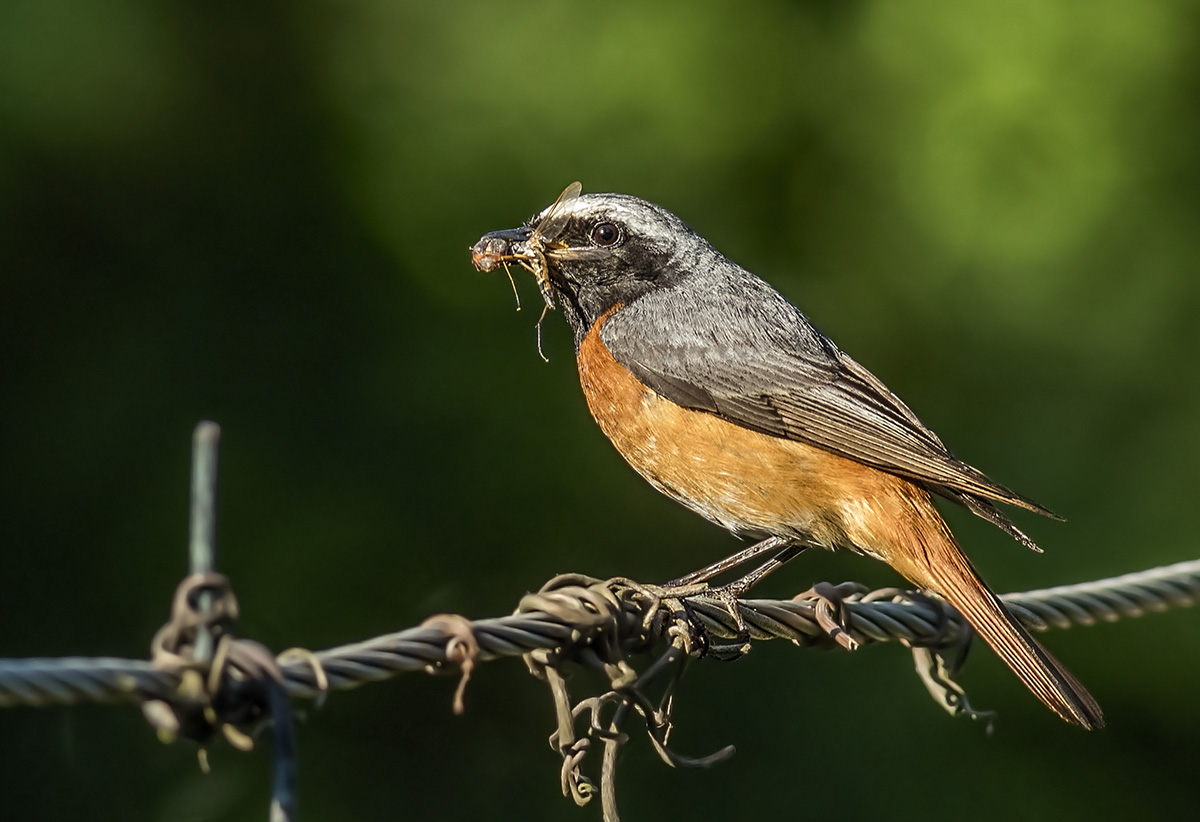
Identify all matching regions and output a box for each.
[471,183,724,345]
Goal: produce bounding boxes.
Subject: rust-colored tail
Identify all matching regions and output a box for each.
[891,500,1104,729]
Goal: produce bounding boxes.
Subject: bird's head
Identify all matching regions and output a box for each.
[472,183,710,344]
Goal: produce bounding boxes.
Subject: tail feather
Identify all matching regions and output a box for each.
[919,538,1104,729]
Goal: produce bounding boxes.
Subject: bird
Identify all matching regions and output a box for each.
[470,182,1103,729]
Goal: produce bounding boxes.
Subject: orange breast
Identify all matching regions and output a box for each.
[576,308,941,561]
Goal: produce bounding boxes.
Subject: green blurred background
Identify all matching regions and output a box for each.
[2,0,1198,819]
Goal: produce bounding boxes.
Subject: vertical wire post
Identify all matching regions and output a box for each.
[189,422,221,663]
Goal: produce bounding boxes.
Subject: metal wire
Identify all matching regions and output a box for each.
[2,558,1197,710]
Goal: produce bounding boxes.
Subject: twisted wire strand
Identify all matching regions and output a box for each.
[2,559,1197,710]
[1005,559,1200,629]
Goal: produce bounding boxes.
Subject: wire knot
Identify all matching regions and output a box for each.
[517,575,736,821]
[143,573,287,762]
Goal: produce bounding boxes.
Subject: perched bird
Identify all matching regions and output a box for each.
[471,183,1103,729]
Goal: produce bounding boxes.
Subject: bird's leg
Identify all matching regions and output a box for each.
[663,539,808,644]
[666,535,794,587]
[719,541,808,600]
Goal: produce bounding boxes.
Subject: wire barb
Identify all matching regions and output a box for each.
[189,422,221,664]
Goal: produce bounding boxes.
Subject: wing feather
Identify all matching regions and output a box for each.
[601,276,1059,546]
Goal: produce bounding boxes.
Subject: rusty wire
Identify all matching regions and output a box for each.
[2,558,1197,710]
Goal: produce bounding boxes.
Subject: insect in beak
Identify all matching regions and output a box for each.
[471,227,532,310]
[470,223,558,311]
[471,181,583,310]
[470,227,531,272]
[471,182,584,361]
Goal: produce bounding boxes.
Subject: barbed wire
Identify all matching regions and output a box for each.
[3,559,1197,711]
[2,423,1197,822]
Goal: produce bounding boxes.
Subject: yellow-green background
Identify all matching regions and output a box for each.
[2,1,1198,819]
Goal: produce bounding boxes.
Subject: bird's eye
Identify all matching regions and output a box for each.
[590,221,620,247]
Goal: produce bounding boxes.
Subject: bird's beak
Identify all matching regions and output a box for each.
[471,226,533,272]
